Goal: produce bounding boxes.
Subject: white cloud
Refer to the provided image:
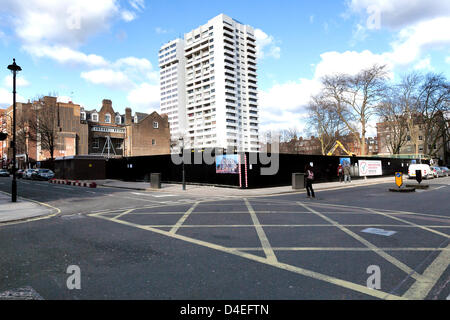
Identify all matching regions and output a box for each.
[258,49,395,134]
[314,50,393,79]
[258,78,322,133]
[81,69,135,90]
[114,57,152,70]
[155,27,169,34]
[121,10,136,22]
[127,82,160,113]
[1,0,145,67]
[2,0,120,46]
[254,29,281,60]
[386,17,450,66]
[23,45,109,67]
[348,0,450,29]
[128,0,145,11]
[413,57,434,71]
[446,56,450,64]
[0,87,26,107]
[3,75,30,88]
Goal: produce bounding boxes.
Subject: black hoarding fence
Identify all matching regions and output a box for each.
[105,152,423,189]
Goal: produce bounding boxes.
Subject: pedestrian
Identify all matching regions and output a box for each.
[337,164,343,182]
[305,164,315,199]
[344,165,351,183]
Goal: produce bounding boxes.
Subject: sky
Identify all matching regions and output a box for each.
[0,0,449,137]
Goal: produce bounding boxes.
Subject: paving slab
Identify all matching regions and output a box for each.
[0,192,55,223]
[94,176,394,197]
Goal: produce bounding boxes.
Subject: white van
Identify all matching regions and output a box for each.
[408,164,433,179]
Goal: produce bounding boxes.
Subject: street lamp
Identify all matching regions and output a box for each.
[7,58,22,203]
[179,137,186,190]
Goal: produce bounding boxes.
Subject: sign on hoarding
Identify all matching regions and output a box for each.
[216,154,239,174]
[358,160,382,176]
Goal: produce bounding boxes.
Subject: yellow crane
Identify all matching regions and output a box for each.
[327,140,355,156]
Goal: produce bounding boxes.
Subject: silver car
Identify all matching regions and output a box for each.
[24,169,35,179]
[430,166,445,178]
[439,166,449,177]
[32,169,55,180]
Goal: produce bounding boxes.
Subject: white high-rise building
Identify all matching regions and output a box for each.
[159,14,259,152]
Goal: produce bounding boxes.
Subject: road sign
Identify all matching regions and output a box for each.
[416,170,422,184]
[395,172,403,188]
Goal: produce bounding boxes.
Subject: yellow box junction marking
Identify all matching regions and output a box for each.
[297,201,425,282]
[245,198,277,263]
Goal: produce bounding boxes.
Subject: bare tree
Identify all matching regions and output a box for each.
[321,64,389,155]
[29,102,59,160]
[306,94,347,155]
[279,127,300,153]
[416,73,450,157]
[376,86,409,154]
[15,109,36,167]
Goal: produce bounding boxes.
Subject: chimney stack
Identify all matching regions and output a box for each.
[125,108,132,125]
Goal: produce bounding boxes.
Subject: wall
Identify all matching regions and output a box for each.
[105,152,423,188]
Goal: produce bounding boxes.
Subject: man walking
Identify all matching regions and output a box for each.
[344,165,351,183]
[305,164,315,199]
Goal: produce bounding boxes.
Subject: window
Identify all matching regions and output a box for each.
[92,138,99,149]
[153,121,159,129]
[152,139,156,145]
[92,113,98,122]
[80,112,86,120]
[116,116,121,124]
[105,113,111,123]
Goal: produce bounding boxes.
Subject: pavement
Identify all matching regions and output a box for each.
[0,191,57,224]
[94,176,395,197]
[0,176,403,224]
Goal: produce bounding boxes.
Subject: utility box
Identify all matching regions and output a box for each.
[292,173,305,189]
[151,173,161,189]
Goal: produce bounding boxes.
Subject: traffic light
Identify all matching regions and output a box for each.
[0,132,7,141]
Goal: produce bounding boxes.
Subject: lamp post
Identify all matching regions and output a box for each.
[7,58,21,203]
[179,137,186,190]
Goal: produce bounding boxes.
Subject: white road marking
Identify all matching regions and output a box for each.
[362,228,397,237]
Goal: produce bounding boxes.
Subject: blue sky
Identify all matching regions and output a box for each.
[0,0,449,136]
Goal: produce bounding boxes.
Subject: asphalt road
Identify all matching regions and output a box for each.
[0,176,448,301]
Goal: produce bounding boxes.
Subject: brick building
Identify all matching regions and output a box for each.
[2,96,170,168]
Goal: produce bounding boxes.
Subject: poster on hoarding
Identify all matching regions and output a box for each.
[358,160,382,176]
[216,154,239,174]
[339,157,351,167]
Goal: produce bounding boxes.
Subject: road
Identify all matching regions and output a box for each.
[0,176,449,301]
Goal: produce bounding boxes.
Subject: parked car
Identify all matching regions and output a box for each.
[23,169,36,179]
[31,169,55,180]
[430,166,445,178]
[16,169,24,178]
[408,164,433,179]
[0,169,10,177]
[439,166,449,177]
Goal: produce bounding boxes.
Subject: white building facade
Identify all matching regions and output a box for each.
[159,14,259,152]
